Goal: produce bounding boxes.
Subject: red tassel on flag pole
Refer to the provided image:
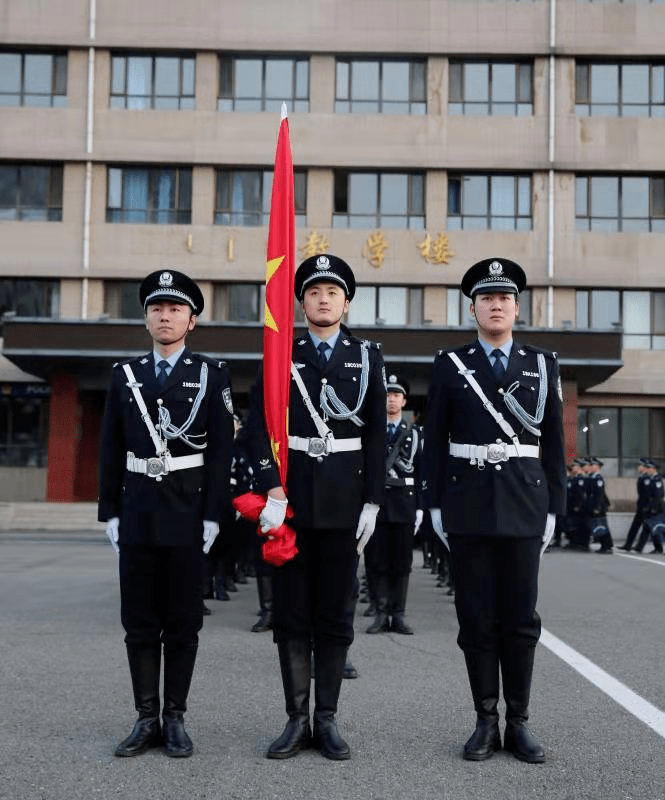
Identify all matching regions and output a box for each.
[233,104,298,566]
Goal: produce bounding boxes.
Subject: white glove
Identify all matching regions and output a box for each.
[540,513,556,558]
[105,517,120,555]
[202,520,220,554]
[259,496,288,533]
[355,503,380,555]
[414,509,424,536]
[429,507,449,551]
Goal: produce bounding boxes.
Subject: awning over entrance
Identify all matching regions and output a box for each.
[2,317,623,394]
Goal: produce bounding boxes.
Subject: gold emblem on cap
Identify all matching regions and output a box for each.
[159,271,174,287]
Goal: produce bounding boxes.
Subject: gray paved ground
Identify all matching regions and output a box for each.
[1,521,664,800]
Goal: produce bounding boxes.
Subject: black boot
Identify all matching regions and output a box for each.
[251,575,273,633]
[162,646,197,757]
[313,642,350,760]
[366,575,390,633]
[115,646,163,757]
[390,574,414,635]
[501,645,545,763]
[267,639,312,759]
[462,652,501,761]
[214,575,230,601]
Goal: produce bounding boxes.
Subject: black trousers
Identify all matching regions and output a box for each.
[272,526,358,648]
[364,520,414,578]
[448,534,541,656]
[120,544,203,651]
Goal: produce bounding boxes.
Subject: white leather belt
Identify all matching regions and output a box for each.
[449,442,539,466]
[126,451,204,478]
[387,477,415,486]
[288,435,362,457]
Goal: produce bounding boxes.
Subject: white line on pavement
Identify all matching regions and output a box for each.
[614,552,665,567]
[540,628,665,739]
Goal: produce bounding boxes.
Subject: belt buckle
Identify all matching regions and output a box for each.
[307,437,327,457]
[486,443,507,463]
[146,456,167,477]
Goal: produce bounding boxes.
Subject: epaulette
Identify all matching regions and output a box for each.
[521,343,557,360]
[195,353,228,370]
[112,356,137,369]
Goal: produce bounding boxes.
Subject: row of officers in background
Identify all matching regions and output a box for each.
[553,456,665,555]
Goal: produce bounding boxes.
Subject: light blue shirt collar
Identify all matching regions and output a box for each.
[308,330,340,355]
[477,338,512,363]
[153,347,184,373]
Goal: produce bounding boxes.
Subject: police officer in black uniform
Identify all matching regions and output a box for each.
[562,458,589,550]
[365,374,425,635]
[633,459,665,553]
[584,457,613,553]
[619,458,653,551]
[248,254,386,761]
[424,257,566,764]
[98,269,235,758]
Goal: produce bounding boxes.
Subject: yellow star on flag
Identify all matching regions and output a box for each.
[264,254,285,332]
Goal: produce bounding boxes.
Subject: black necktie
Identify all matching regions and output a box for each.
[491,349,506,381]
[156,359,170,386]
[317,342,329,369]
[387,423,396,442]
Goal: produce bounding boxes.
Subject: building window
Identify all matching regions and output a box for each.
[449,61,532,116]
[0,394,49,467]
[345,286,423,327]
[104,281,142,319]
[333,171,425,229]
[0,279,59,334]
[106,166,192,224]
[448,174,532,231]
[576,288,665,349]
[576,62,665,118]
[110,53,195,109]
[575,175,665,232]
[0,51,67,107]
[577,406,665,478]
[335,59,426,114]
[213,283,265,322]
[214,169,307,226]
[218,56,309,112]
[0,164,63,222]
[447,286,532,327]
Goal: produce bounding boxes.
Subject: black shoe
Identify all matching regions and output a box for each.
[366,613,390,634]
[343,659,358,679]
[363,603,376,618]
[597,547,613,554]
[267,717,311,759]
[163,714,193,758]
[504,720,545,763]
[114,716,162,757]
[202,602,212,615]
[618,545,631,551]
[251,611,273,633]
[214,578,230,601]
[226,578,238,592]
[462,718,501,761]
[390,614,414,635]
[313,718,350,760]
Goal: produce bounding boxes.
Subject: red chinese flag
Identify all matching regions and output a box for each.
[263,104,295,489]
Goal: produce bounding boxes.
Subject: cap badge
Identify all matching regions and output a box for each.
[489,261,503,276]
[159,271,174,287]
[316,256,330,271]
[389,374,397,383]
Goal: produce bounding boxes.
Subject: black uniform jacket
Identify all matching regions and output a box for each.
[585,473,610,517]
[639,474,665,517]
[424,339,566,538]
[248,331,386,530]
[98,348,235,546]
[379,421,426,525]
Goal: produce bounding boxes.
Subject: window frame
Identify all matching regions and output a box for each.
[575,174,665,232]
[335,57,427,115]
[332,170,425,229]
[0,163,64,222]
[214,168,307,226]
[217,55,310,112]
[447,173,532,231]
[448,59,533,117]
[105,165,192,225]
[0,51,67,107]
[110,52,196,110]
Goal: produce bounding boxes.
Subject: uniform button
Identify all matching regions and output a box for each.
[495,464,502,471]
[536,479,541,485]
[317,456,323,463]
